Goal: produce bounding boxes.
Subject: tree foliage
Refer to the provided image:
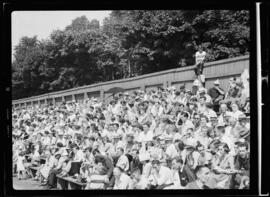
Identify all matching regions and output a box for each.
[12,10,249,99]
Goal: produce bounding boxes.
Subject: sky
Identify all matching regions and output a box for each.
[11,11,111,58]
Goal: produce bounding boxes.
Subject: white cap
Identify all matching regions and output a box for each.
[193,79,201,86]
[139,152,150,162]
[214,79,220,85]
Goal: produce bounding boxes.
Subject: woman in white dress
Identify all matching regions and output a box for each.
[17,151,26,180]
[39,149,58,183]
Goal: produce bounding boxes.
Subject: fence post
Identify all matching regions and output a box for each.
[141,84,145,91]
[100,89,104,102]
[53,97,56,106]
[84,92,88,100]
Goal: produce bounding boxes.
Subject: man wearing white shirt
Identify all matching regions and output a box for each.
[112,101,122,116]
[218,103,233,125]
[216,124,234,153]
[197,96,207,115]
[137,124,153,143]
[116,147,129,172]
[195,45,207,86]
[42,130,51,146]
[150,159,174,189]
[165,139,179,159]
[180,112,194,136]
[203,105,217,121]
[230,102,244,120]
[72,145,84,162]
[198,88,212,103]
[195,45,206,70]
[130,167,149,189]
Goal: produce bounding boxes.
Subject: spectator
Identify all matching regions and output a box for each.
[12,76,250,190]
[194,45,207,86]
[208,80,225,112]
[115,147,129,173]
[113,166,132,189]
[186,166,218,189]
[171,156,196,188]
[149,159,174,189]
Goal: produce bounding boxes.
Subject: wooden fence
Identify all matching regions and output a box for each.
[12,55,249,109]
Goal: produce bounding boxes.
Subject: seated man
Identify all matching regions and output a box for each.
[85,156,110,190]
[115,147,129,173]
[169,156,195,189]
[186,166,218,189]
[233,142,250,189]
[46,151,67,189]
[92,149,114,181]
[57,154,74,190]
[148,159,174,189]
[112,166,132,189]
[129,167,149,189]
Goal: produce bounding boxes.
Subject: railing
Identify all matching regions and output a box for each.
[12,55,249,109]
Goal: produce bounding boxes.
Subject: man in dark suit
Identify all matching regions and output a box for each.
[171,156,196,187]
[208,79,225,113]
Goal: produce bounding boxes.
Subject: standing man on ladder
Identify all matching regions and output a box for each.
[195,45,207,87]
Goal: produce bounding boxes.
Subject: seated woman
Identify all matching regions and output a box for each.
[148,159,174,189]
[129,167,150,189]
[84,156,110,190]
[24,145,41,177]
[34,148,52,181]
[211,143,239,189]
[112,166,132,189]
[57,153,74,190]
[38,149,59,185]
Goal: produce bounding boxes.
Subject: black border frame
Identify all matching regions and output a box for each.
[260,2,270,196]
[2,0,259,196]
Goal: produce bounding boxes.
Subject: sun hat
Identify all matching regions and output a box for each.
[214,79,220,85]
[139,152,150,162]
[193,79,201,87]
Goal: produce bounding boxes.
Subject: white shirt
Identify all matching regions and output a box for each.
[114,173,132,189]
[153,165,174,186]
[203,109,217,120]
[74,149,84,162]
[181,120,194,135]
[142,162,152,179]
[195,51,206,64]
[170,169,183,189]
[218,111,233,124]
[137,130,153,143]
[231,110,244,120]
[112,104,122,116]
[43,136,51,146]
[116,154,129,172]
[165,144,178,159]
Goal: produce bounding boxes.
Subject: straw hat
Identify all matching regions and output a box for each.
[139,152,150,162]
[214,79,220,85]
[193,80,201,87]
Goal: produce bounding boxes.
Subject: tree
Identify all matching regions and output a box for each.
[12,10,250,100]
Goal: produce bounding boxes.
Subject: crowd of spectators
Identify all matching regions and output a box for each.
[12,74,250,190]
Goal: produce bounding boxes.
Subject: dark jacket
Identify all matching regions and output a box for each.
[178,165,197,186]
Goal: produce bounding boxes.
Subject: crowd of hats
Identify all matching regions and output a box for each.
[12,76,250,189]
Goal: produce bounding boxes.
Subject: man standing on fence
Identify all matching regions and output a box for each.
[195,45,207,87]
